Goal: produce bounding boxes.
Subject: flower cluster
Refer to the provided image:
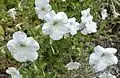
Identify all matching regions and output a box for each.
[35,0,98,40]
[5,0,118,78]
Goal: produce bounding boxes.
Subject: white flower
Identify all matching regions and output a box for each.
[65,62,81,70]
[8,8,17,19]
[101,9,108,20]
[35,0,52,20]
[7,31,40,62]
[80,8,97,35]
[42,11,69,40]
[81,8,93,23]
[67,17,80,35]
[99,72,116,78]
[81,21,97,35]
[89,45,118,72]
[6,67,22,78]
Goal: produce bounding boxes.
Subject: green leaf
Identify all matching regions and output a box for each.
[0,25,4,36]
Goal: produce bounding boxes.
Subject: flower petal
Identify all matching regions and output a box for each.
[102,55,118,66]
[44,10,56,22]
[26,37,40,51]
[89,52,101,66]
[50,28,63,40]
[55,12,68,23]
[104,48,117,55]
[66,62,81,70]
[13,31,27,44]
[35,0,49,5]
[26,52,38,62]
[42,22,52,35]
[7,40,17,54]
[93,60,107,72]
[94,45,105,55]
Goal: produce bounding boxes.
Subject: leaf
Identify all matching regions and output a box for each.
[0,25,4,36]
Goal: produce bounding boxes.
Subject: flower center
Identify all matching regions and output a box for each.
[20,44,26,47]
[101,54,105,57]
[41,8,45,11]
[53,21,58,26]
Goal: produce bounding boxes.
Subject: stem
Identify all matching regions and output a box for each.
[18,63,26,70]
[42,68,46,77]
[49,39,55,54]
[50,45,55,54]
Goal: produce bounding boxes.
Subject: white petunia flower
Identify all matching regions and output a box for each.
[81,8,93,23]
[80,8,97,35]
[65,62,81,70]
[81,21,97,35]
[89,45,118,72]
[67,17,80,35]
[42,11,69,40]
[8,8,17,19]
[6,67,22,78]
[101,9,108,20]
[99,72,116,78]
[35,0,52,20]
[7,31,40,62]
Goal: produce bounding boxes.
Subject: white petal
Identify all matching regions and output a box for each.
[50,28,63,40]
[7,40,17,54]
[69,27,77,35]
[26,37,40,51]
[101,9,108,20]
[81,15,93,23]
[93,60,107,72]
[104,48,117,55]
[35,4,52,20]
[42,22,52,35]
[35,0,49,5]
[89,52,101,66]
[55,12,68,23]
[13,50,38,62]
[44,10,56,22]
[12,46,33,62]
[13,31,27,44]
[68,17,76,23]
[85,21,97,32]
[94,45,105,54]
[26,51,38,61]
[102,55,118,66]
[57,25,69,34]
[13,52,28,62]
[67,17,80,35]
[66,62,81,70]
[81,8,90,17]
